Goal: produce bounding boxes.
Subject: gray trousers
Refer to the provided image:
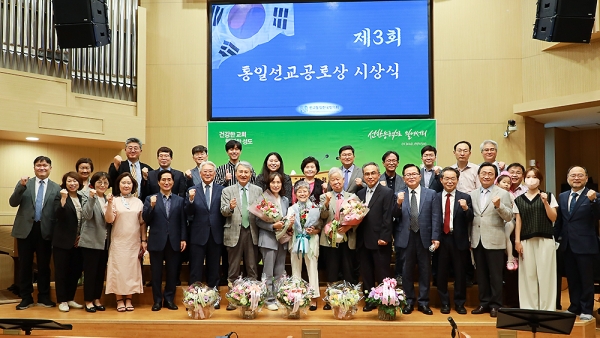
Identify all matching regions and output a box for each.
[226,226,259,283]
[260,243,287,302]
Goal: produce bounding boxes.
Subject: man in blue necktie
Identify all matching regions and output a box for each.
[9,156,61,310]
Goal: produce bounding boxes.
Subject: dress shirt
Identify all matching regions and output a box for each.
[384,172,396,190]
[480,187,491,209]
[161,192,172,218]
[510,184,527,199]
[442,190,455,232]
[366,184,378,205]
[450,162,481,194]
[422,168,434,188]
[568,189,583,212]
[34,178,49,202]
[409,185,421,210]
[238,184,249,204]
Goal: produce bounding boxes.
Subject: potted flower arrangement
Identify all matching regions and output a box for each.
[182,282,220,320]
[323,281,363,320]
[275,275,315,319]
[365,277,407,321]
[225,277,267,319]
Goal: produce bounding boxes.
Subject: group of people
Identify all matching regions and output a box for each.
[9,138,599,321]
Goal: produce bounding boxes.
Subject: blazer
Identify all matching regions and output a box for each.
[394,186,441,249]
[220,183,262,247]
[420,167,443,193]
[555,187,600,255]
[53,192,87,249]
[108,160,153,201]
[438,190,474,251]
[256,173,293,204]
[142,193,187,252]
[255,196,289,250]
[144,168,187,198]
[379,173,406,194]
[319,190,358,249]
[9,178,61,240]
[79,194,110,250]
[355,184,395,250]
[186,167,202,188]
[341,165,365,194]
[470,185,513,250]
[185,182,226,246]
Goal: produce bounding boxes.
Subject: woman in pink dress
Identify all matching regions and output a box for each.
[105,173,147,312]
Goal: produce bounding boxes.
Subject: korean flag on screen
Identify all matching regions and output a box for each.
[212,3,295,69]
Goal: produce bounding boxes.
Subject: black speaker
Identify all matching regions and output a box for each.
[52,0,110,48]
[533,16,595,43]
[536,0,597,18]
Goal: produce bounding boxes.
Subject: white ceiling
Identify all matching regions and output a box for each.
[527,106,600,131]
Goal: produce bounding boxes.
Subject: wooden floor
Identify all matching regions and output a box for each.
[0,287,597,338]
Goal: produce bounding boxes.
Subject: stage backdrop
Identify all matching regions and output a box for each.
[207,120,436,175]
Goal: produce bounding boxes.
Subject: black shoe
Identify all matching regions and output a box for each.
[418,305,433,315]
[37,298,56,308]
[152,302,162,311]
[16,298,34,310]
[402,306,413,314]
[440,304,451,314]
[94,304,106,311]
[323,303,332,310]
[85,305,97,313]
[226,304,237,311]
[363,303,377,312]
[471,306,489,314]
[309,305,317,311]
[214,301,220,310]
[455,305,467,315]
[163,301,178,310]
[490,308,498,318]
[176,280,182,286]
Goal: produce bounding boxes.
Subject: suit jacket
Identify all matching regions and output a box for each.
[142,193,187,252]
[420,168,443,193]
[555,188,600,255]
[327,165,366,194]
[220,183,262,247]
[255,196,289,250]
[53,192,87,249]
[108,160,153,201]
[438,190,474,251]
[185,182,226,246]
[9,178,61,240]
[394,186,442,249]
[470,185,513,250]
[186,167,202,188]
[79,194,110,250]
[319,190,358,249]
[356,185,395,250]
[145,168,187,198]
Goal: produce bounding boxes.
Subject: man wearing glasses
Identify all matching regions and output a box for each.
[451,141,481,194]
[479,140,505,173]
[109,137,153,201]
[337,145,365,194]
[420,145,443,193]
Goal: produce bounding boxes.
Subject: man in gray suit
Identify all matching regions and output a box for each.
[220,161,262,310]
[338,145,365,193]
[9,156,61,310]
[469,162,513,318]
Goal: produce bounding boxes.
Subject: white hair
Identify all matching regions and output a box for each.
[199,161,216,171]
[480,140,498,152]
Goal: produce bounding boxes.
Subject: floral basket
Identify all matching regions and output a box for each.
[323,280,363,320]
[365,277,407,321]
[275,275,315,319]
[225,277,267,320]
[182,282,220,320]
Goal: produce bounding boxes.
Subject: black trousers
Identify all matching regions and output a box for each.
[53,246,83,303]
[81,247,108,302]
[436,233,468,307]
[400,230,431,308]
[189,232,222,288]
[17,222,52,300]
[564,245,595,315]
[473,245,504,309]
[359,244,392,293]
[322,242,355,284]
[149,237,181,304]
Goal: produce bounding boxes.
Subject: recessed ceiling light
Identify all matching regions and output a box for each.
[25,137,39,141]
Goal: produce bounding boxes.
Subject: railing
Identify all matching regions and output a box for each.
[0,0,138,101]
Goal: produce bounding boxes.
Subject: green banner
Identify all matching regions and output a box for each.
[208,120,436,175]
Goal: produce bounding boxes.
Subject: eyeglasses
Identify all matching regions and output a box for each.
[479,172,495,177]
[384,159,398,164]
[340,153,354,158]
[455,149,470,154]
[404,173,420,177]
[442,177,457,181]
[482,148,496,152]
[569,174,586,179]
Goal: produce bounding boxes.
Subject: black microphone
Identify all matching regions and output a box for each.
[321,154,329,161]
[448,316,457,330]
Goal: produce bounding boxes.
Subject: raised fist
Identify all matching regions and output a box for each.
[113,155,123,169]
[89,189,97,198]
[185,169,192,178]
[60,189,68,198]
[355,177,363,187]
[189,189,196,201]
[492,196,500,208]
[540,192,548,203]
[20,176,29,186]
[150,195,157,208]
[225,170,232,181]
[458,199,468,210]
[106,194,114,203]
[587,189,597,201]
[230,197,237,210]
[397,192,405,206]
[141,167,149,180]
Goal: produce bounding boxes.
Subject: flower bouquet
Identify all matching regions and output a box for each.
[289,201,321,257]
[275,275,315,319]
[182,282,220,320]
[249,190,283,222]
[323,197,369,248]
[225,277,267,319]
[323,281,363,320]
[366,277,407,321]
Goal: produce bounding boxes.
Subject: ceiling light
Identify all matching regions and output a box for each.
[25,137,39,141]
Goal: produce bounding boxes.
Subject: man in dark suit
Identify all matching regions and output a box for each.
[420,145,443,193]
[108,137,153,201]
[436,167,473,315]
[395,164,441,315]
[356,162,395,312]
[185,145,208,188]
[554,166,600,321]
[185,161,226,309]
[142,170,187,311]
[9,156,61,310]
[145,146,187,197]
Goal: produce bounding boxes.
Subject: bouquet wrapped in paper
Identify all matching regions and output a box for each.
[182,282,220,320]
[225,277,267,319]
[323,196,369,248]
[323,280,363,320]
[249,190,283,222]
[289,201,321,257]
[275,275,315,319]
[366,277,407,320]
